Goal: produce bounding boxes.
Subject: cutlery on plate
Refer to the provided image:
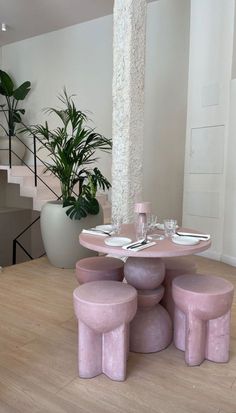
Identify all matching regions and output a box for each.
[90,228,112,236]
[176,232,209,239]
[127,240,147,249]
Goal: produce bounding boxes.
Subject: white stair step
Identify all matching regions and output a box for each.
[1,163,112,216]
[20,185,60,199]
[7,175,23,185]
[22,174,60,188]
[10,165,50,177]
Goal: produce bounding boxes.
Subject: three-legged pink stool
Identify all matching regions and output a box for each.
[73,280,137,381]
[75,256,124,284]
[161,257,197,320]
[172,274,234,366]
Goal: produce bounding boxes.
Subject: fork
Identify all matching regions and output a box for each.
[127,239,147,249]
[90,228,112,236]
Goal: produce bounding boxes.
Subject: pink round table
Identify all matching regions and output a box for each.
[79,224,211,353]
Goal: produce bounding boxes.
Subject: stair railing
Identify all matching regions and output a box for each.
[9,145,61,264]
[0,132,60,264]
[6,133,81,265]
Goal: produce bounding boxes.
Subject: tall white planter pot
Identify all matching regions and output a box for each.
[0,136,25,165]
[40,201,103,269]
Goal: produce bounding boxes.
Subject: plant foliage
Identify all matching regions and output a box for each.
[0,70,31,137]
[25,89,112,220]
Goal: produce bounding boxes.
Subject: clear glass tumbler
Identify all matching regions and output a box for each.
[163,219,177,238]
[147,214,158,233]
[136,221,148,241]
[112,217,123,235]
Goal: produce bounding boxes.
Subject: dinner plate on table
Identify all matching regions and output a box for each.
[172,235,200,246]
[147,234,165,241]
[156,223,179,231]
[95,224,114,232]
[105,237,131,247]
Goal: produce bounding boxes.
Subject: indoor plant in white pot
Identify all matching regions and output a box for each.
[0,70,31,165]
[26,90,112,268]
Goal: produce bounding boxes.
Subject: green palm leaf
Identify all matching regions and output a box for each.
[24,89,112,219]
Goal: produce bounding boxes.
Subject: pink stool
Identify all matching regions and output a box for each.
[75,256,124,284]
[161,257,197,320]
[172,274,234,366]
[73,280,137,381]
[124,257,172,353]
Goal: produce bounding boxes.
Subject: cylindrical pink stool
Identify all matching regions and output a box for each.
[124,257,172,353]
[172,274,234,366]
[161,257,197,320]
[73,280,137,381]
[75,256,124,284]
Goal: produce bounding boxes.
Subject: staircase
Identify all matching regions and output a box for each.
[0,164,112,222]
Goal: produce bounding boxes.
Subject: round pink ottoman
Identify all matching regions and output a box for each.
[161,257,197,320]
[172,274,234,366]
[73,280,137,381]
[75,256,124,284]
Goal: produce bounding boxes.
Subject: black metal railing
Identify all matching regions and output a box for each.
[13,215,40,264]
[0,134,61,264]
[1,131,82,265]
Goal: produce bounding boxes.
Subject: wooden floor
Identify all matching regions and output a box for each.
[0,256,235,413]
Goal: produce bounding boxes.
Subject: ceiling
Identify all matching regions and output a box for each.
[0,0,114,46]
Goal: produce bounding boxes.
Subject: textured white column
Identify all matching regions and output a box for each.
[112,0,147,222]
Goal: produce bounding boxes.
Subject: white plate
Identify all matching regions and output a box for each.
[105,237,131,247]
[147,234,165,241]
[172,235,200,246]
[156,223,179,231]
[95,224,114,232]
[156,223,165,230]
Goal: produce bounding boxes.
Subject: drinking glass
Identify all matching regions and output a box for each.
[136,221,148,241]
[112,217,123,235]
[147,214,158,233]
[163,219,177,238]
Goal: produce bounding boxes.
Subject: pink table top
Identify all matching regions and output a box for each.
[79,224,211,258]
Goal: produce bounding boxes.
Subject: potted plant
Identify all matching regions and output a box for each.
[26,89,112,268]
[0,70,31,165]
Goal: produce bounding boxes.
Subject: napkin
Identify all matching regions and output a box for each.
[82,229,108,236]
[122,241,156,252]
[176,231,211,241]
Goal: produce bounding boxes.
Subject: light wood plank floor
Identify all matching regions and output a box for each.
[0,256,235,413]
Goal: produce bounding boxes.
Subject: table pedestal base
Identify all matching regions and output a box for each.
[130,300,172,353]
[124,257,172,353]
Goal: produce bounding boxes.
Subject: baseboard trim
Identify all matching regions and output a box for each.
[195,250,236,268]
[221,254,236,267]
[197,250,221,261]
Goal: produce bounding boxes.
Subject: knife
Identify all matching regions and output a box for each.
[126,240,147,249]
[90,228,112,236]
[176,231,209,239]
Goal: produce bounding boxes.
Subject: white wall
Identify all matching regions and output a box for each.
[222,79,236,266]
[1,0,190,222]
[144,0,190,222]
[182,0,235,260]
[1,15,113,184]
[232,5,236,79]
